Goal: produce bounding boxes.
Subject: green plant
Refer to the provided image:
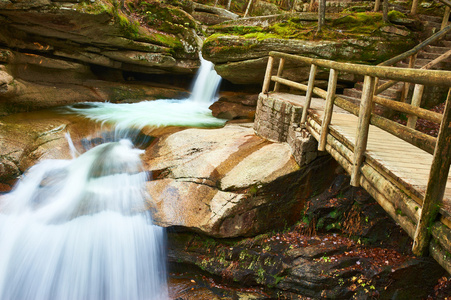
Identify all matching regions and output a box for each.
[321,256,331,262]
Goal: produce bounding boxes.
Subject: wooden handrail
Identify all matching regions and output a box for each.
[406,49,451,128]
[300,64,317,125]
[262,51,451,264]
[438,0,451,8]
[421,49,451,70]
[413,88,451,256]
[319,69,338,151]
[378,23,451,67]
[351,75,376,187]
[264,51,449,153]
[270,75,437,154]
[264,52,448,154]
[373,94,442,124]
[374,15,451,98]
[270,51,451,87]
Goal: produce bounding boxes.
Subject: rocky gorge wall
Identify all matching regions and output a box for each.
[0,0,421,116]
[0,0,204,115]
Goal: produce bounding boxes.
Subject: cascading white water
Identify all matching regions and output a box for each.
[0,140,168,300]
[0,54,224,299]
[65,55,225,131]
[189,55,222,104]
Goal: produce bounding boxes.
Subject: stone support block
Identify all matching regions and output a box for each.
[254,93,319,166]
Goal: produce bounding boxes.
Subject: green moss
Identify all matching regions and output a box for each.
[116,12,140,38]
[75,0,141,38]
[325,222,342,231]
[73,0,113,15]
[387,10,406,21]
[139,1,197,34]
[332,12,385,34]
[203,35,258,56]
[208,12,404,46]
[329,209,340,219]
[256,267,265,284]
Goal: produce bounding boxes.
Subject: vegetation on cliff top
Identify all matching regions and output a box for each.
[207,11,413,42]
[74,0,198,53]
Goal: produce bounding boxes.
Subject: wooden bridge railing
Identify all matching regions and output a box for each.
[261,51,451,259]
[374,23,451,128]
[410,0,451,25]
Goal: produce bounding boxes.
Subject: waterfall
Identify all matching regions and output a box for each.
[0,140,168,300]
[0,55,225,299]
[189,55,222,104]
[65,55,225,130]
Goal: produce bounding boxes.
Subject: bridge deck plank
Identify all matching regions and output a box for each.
[270,92,451,217]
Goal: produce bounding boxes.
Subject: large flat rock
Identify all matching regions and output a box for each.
[144,123,337,237]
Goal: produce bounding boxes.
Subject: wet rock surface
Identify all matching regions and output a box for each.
[0,0,199,114]
[0,110,447,298]
[167,174,447,299]
[209,93,258,120]
[0,110,124,191]
[143,123,338,237]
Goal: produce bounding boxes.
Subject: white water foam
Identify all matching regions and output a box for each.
[0,140,168,300]
[65,55,225,132]
[189,55,222,104]
[0,55,223,299]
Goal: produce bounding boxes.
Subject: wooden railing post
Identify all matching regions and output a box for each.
[374,0,381,11]
[351,76,376,187]
[412,88,451,256]
[406,84,425,128]
[411,0,419,15]
[300,64,318,125]
[442,6,451,30]
[318,68,338,151]
[274,58,285,92]
[400,54,417,103]
[262,56,274,94]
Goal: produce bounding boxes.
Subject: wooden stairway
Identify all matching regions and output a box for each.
[341,14,451,113]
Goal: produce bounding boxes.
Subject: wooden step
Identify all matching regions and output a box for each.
[355,82,402,99]
[418,51,447,60]
[343,88,362,99]
[376,80,405,90]
[410,58,433,66]
[344,87,400,101]
[338,94,360,106]
[423,20,444,30]
[418,14,444,24]
[397,58,436,68]
[377,88,401,99]
[425,45,450,54]
[418,51,451,65]
[398,61,451,70]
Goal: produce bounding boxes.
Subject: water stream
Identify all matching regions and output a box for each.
[0,57,224,299]
[66,57,225,133]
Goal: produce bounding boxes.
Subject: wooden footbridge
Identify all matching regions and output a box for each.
[259,47,451,273]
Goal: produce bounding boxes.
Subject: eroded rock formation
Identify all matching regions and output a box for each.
[202,13,418,84]
[143,123,338,237]
[168,174,446,299]
[0,0,200,114]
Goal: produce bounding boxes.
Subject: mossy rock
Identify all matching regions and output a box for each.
[332,12,385,34]
[162,0,194,13]
[138,0,198,33]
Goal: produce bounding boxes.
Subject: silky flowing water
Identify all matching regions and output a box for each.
[0,57,224,299]
[66,56,225,133]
